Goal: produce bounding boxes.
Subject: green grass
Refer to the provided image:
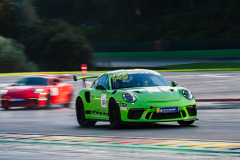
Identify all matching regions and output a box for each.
[0,71,108,76]
[161,62,240,70]
[0,63,240,76]
[156,68,240,72]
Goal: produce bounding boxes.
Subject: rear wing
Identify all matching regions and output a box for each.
[73,75,99,88]
[58,75,72,79]
[73,75,99,81]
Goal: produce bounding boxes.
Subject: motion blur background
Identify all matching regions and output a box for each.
[0,0,240,72]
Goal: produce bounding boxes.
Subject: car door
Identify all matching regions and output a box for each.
[50,78,64,103]
[91,75,110,120]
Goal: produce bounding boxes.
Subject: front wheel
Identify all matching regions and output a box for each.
[109,99,124,129]
[2,107,9,110]
[76,98,96,127]
[63,91,73,108]
[44,94,51,109]
[178,120,194,126]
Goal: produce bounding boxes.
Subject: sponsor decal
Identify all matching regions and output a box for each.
[120,107,127,111]
[156,107,179,113]
[101,94,107,108]
[120,103,127,107]
[91,110,108,116]
[112,71,158,77]
[112,74,128,81]
[9,98,24,101]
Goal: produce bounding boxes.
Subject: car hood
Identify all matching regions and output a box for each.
[124,86,181,102]
[5,85,44,94]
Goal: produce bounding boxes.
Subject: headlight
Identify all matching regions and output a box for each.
[34,89,44,94]
[122,92,136,103]
[182,89,193,100]
[0,90,8,94]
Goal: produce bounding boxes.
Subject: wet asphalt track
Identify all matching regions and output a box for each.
[0,72,240,159]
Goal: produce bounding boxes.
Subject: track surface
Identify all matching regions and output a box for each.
[0,107,240,141]
[1,72,240,159]
[1,71,240,99]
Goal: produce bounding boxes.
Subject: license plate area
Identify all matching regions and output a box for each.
[156,107,179,113]
[9,98,25,101]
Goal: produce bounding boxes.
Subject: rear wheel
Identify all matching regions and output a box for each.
[109,99,124,129]
[63,91,73,108]
[76,98,96,127]
[178,120,194,126]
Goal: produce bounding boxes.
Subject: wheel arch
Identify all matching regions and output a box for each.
[75,96,83,111]
[108,97,116,111]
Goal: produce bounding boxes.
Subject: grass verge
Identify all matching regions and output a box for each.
[161,62,240,70]
[0,63,240,76]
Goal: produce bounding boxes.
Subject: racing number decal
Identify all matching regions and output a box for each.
[112,74,128,81]
[101,94,107,108]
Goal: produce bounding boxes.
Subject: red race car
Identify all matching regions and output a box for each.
[0,75,74,110]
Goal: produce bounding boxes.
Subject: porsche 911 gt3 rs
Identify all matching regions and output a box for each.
[73,69,198,128]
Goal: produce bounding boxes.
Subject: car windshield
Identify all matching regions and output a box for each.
[111,73,170,89]
[16,77,48,86]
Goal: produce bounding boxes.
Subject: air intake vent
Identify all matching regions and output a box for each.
[151,112,181,119]
[181,110,186,117]
[134,91,142,94]
[128,109,144,119]
[187,105,197,116]
[145,112,151,119]
[85,91,90,103]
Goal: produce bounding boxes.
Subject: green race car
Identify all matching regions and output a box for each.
[73,69,198,128]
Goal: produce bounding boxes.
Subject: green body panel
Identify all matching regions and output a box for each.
[76,75,99,80]
[75,69,197,123]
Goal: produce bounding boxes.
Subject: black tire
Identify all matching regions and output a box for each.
[76,98,96,127]
[3,107,9,110]
[44,94,51,109]
[109,99,124,129]
[178,120,194,126]
[63,91,73,108]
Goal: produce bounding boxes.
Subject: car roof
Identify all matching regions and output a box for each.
[22,74,57,79]
[105,69,160,76]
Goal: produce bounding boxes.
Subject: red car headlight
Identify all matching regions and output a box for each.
[34,89,44,94]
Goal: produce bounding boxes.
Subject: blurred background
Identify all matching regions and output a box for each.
[1,1,240,159]
[0,0,240,72]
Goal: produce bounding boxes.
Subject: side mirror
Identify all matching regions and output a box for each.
[53,82,58,85]
[171,81,178,87]
[73,75,77,81]
[11,83,15,86]
[96,85,106,90]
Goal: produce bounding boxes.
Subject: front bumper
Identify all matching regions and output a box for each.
[119,102,198,123]
[1,97,48,107]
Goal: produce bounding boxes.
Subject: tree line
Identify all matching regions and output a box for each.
[0,0,239,72]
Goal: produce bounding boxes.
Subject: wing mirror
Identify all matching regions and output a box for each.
[171,81,178,87]
[96,85,106,90]
[53,82,58,85]
[73,75,77,81]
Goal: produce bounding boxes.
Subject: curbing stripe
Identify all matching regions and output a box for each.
[0,133,240,155]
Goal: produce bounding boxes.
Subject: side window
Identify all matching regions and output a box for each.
[54,79,60,83]
[92,78,99,88]
[97,75,109,90]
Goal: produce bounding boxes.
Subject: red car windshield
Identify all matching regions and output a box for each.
[16,77,48,86]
